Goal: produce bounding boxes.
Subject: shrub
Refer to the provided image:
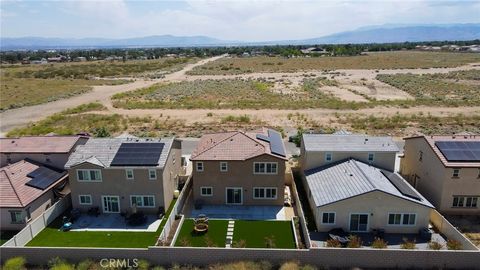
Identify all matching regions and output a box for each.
[232,239,247,248]
[371,237,388,249]
[178,237,191,247]
[136,259,150,270]
[204,236,217,247]
[325,238,342,248]
[206,112,213,117]
[346,235,362,248]
[264,235,276,248]
[400,238,416,249]
[3,257,26,270]
[75,259,95,270]
[446,239,462,250]
[428,241,443,250]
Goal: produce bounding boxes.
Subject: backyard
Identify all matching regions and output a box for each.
[175,219,296,249]
[26,198,177,248]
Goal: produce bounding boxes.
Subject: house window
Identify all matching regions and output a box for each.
[418,151,423,162]
[322,212,335,224]
[125,169,134,180]
[10,211,23,224]
[388,213,416,225]
[368,153,375,162]
[148,169,157,180]
[77,169,102,181]
[79,195,92,205]
[220,162,228,172]
[253,162,278,174]
[44,154,51,163]
[6,154,11,163]
[131,196,155,207]
[196,162,204,172]
[453,196,478,208]
[25,208,31,221]
[253,187,277,199]
[200,187,213,196]
[452,169,460,178]
[325,153,333,162]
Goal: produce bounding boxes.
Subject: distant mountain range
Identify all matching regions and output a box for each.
[1,24,479,50]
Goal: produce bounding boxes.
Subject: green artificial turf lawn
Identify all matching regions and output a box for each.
[232,220,296,249]
[174,219,228,247]
[26,198,177,248]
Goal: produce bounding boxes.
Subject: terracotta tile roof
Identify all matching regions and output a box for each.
[190,129,287,161]
[0,136,85,153]
[405,135,480,168]
[0,160,67,208]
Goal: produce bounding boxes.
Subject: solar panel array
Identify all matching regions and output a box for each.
[110,143,164,166]
[26,167,66,190]
[256,134,270,142]
[435,141,480,162]
[381,170,422,201]
[267,129,286,157]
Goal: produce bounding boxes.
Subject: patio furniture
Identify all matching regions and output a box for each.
[60,216,72,231]
[328,228,350,244]
[87,207,100,217]
[157,206,165,219]
[193,214,209,234]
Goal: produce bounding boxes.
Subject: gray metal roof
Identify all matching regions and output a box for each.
[302,134,399,152]
[304,159,433,208]
[65,137,173,169]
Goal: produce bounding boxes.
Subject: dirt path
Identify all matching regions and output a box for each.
[0,55,226,134]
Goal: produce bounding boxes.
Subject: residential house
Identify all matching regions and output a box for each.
[304,159,434,233]
[300,134,399,172]
[0,135,89,170]
[64,137,181,215]
[190,128,287,206]
[0,160,68,230]
[401,135,480,215]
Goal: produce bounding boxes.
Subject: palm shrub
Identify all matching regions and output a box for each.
[346,235,362,248]
[371,237,388,249]
[428,241,443,250]
[400,238,416,249]
[325,238,342,248]
[446,239,462,250]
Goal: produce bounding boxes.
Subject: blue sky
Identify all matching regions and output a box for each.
[1,0,479,41]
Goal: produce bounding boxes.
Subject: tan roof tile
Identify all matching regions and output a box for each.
[0,136,85,153]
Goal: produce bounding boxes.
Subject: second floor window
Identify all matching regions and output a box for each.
[220,162,228,172]
[77,169,102,181]
[452,169,460,178]
[10,211,23,224]
[125,169,134,180]
[254,162,278,174]
[149,169,157,180]
[368,153,375,162]
[418,151,423,162]
[325,153,333,162]
[196,162,204,172]
[453,196,478,208]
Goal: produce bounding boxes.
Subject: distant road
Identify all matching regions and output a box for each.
[0,55,226,136]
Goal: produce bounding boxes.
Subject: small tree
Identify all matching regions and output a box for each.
[446,239,462,250]
[428,241,443,250]
[371,237,388,249]
[346,235,362,248]
[264,235,276,248]
[325,238,342,248]
[93,127,110,137]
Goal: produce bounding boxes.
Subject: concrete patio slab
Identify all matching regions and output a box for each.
[70,214,162,232]
[189,205,289,220]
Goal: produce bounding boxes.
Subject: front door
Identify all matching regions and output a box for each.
[102,196,120,213]
[350,214,369,232]
[226,188,242,205]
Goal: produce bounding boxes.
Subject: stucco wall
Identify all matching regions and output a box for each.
[0,191,54,231]
[301,150,397,172]
[313,191,431,233]
[401,138,480,214]
[192,154,285,206]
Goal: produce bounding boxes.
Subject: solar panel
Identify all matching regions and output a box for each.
[435,141,480,162]
[256,134,270,142]
[110,143,164,166]
[267,129,286,157]
[381,170,422,201]
[26,167,66,190]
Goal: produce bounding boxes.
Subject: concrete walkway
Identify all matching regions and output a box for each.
[225,220,235,248]
[190,205,289,220]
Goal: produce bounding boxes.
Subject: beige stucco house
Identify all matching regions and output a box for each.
[401,135,479,215]
[304,159,434,233]
[190,128,287,206]
[300,134,399,172]
[0,160,68,230]
[65,137,181,215]
[0,135,88,170]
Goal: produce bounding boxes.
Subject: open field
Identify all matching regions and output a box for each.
[187,51,480,75]
[0,58,196,111]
